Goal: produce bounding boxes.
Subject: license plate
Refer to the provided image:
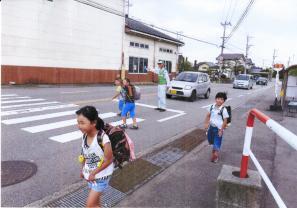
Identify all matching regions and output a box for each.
[170,90,177,94]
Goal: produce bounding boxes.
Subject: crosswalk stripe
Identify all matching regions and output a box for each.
[49,131,82,143]
[1,94,18,97]
[2,110,76,124]
[22,112,117,133]
[1,104,78,116]
[109,118,144,127]
[49,117,145,143]
[1,96,31,100]
[1,101,60,109]
[2,98,45,104]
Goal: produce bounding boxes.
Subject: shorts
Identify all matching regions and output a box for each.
[207,125,223,151]
[121,102,135,118]
[118,100,124,111]
[87,177,111,193]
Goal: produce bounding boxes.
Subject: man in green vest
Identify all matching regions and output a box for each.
[149,60,170,112]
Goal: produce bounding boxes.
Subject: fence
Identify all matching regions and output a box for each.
[239,108,297,208]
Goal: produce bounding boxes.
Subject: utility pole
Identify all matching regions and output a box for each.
[219,21,231,81]
[287,56,291,67]
[125,0,132,16]
[244,35,253,74]
[270,49,277,81]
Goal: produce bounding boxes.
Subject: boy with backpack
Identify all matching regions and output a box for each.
[204,92,230,163]
[119,78,138,129]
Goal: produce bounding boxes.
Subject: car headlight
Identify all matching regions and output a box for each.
[184,85,192,90]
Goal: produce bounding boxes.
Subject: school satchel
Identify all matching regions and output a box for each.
[210,105,232,125]
[96,124,135,168]
[132,85,141,100]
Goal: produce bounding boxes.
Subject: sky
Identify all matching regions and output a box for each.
[128,0,297,68]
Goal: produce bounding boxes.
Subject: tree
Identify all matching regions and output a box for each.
[178,60,192,71]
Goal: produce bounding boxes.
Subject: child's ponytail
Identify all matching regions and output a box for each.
[96,117,105,131]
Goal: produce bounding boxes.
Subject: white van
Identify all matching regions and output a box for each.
[166,71,211,102]
[233,74,254,90]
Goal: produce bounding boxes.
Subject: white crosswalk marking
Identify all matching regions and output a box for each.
[2,98,45,104]
[1,101,60,109]
[1,94,18,97]
[22,112,117,133]
[49,131,82,143]
[49,117,145,143]
[109,118,144,127]
[1,104,78,116]
[1,96,31,100]
[2,111,75,124]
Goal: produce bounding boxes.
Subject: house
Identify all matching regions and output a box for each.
[245,58,255,71]
[216,53,246,78]
[124,17,184,82]
[196,62,216,72]
[1,0,125,84]
[216,53,246,67]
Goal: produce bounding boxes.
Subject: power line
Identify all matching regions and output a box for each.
[129,18,219,47]
[225,0,255,43]
[73,0,124,17]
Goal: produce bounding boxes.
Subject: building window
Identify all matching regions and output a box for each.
[130,42,149,50]
[129,57,148,74]
[159,47,174,54]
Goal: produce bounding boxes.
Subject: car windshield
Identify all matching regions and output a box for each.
[175,72,198,82]
[236,75,249,80]
[259,77,266,81]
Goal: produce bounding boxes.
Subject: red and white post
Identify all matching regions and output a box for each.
[240,109,270,178]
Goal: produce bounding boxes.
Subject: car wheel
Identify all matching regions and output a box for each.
[166,94,172,99]
[204,89,210,99]
[189,90,197,102]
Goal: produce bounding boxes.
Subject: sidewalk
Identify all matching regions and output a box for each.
[118,95,297,207]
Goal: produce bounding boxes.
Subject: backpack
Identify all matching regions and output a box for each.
[84,124,135,168]
[210,105,232,125]
[132,85,141,100]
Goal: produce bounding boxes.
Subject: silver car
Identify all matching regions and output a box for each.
[166,71,211,102]
[233,74,254,89]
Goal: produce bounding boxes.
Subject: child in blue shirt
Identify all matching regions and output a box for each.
[204,92,229,163]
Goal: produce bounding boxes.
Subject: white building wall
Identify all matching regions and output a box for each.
[2,0,125,70]
[124,34,179,73]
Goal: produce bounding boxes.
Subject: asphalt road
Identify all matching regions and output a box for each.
[1,82,273,207]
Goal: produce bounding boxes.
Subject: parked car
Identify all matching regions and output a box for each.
[233,74,254,89]
[166,71,211,102]
[256,77,268,85]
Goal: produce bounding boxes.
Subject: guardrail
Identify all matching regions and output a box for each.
[240,108,297,208]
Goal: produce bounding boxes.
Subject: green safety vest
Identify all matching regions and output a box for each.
[158,69,167,85]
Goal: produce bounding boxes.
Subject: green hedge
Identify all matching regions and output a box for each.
[289,67,297,76]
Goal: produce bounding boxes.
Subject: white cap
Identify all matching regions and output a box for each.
[157,60,164,64]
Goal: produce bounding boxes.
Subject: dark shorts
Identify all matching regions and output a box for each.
[207,125,223,151]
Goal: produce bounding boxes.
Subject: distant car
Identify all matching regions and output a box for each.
[166,71,211,102]
[233,74,254,89]
[256,77,268,85]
